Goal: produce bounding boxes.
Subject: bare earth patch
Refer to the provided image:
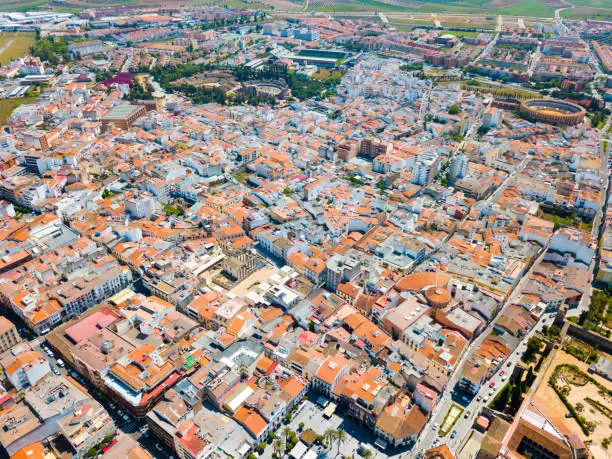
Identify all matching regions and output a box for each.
[533,351,612,448]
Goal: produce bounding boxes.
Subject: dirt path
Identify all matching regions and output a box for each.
[0,39,14,60]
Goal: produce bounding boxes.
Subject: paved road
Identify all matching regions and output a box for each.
[40,334,175,459]
[441,312,556,452]
[475,31,500,63]
[412,234,551,456]
[568,131,610,318]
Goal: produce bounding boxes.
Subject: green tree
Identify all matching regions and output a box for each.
[273,439,284,458]
[510,383,523,413]
[493,384,511,411]
[335,428,346,457]
[522,336,542,362]
[324,429,338,450]
[526,367,535,386]
[448,104,461,115]
[282,426,292,445]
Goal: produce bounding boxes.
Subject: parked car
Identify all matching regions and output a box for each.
[450,430,457,439]
[489,381,495,388]
[464,410,471,419]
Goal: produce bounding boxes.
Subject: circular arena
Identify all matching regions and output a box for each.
[244,80,288,99]
[519,98,586,126]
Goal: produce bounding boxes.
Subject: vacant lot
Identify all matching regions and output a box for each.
[0,32,36,65]
[0,97,36,124]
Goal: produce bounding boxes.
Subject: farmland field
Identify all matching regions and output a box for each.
[0,0,608,19]
[566,0,611,8]
[496,0,556,16]
[560,6,612,19]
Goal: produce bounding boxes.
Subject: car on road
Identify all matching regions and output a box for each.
[464,410,471,419]
[450,430,457,439]
[489,381,495,388]
[433,423,438,431]
[482,396,489,403]
[499,371,505,376]
[507,361,512,367]
[489,389,494,396]
[52,367,60,375]
[476,396,481,402]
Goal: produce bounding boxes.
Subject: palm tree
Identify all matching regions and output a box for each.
[324,428,338,451]
[335,428,346,457]
[282,426,292,447]
[362,448,373,459]
[273,438,284,458]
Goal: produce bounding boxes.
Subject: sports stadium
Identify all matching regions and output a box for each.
[519,98,586,126]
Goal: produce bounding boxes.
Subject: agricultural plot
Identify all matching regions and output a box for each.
[308,0,560,16]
